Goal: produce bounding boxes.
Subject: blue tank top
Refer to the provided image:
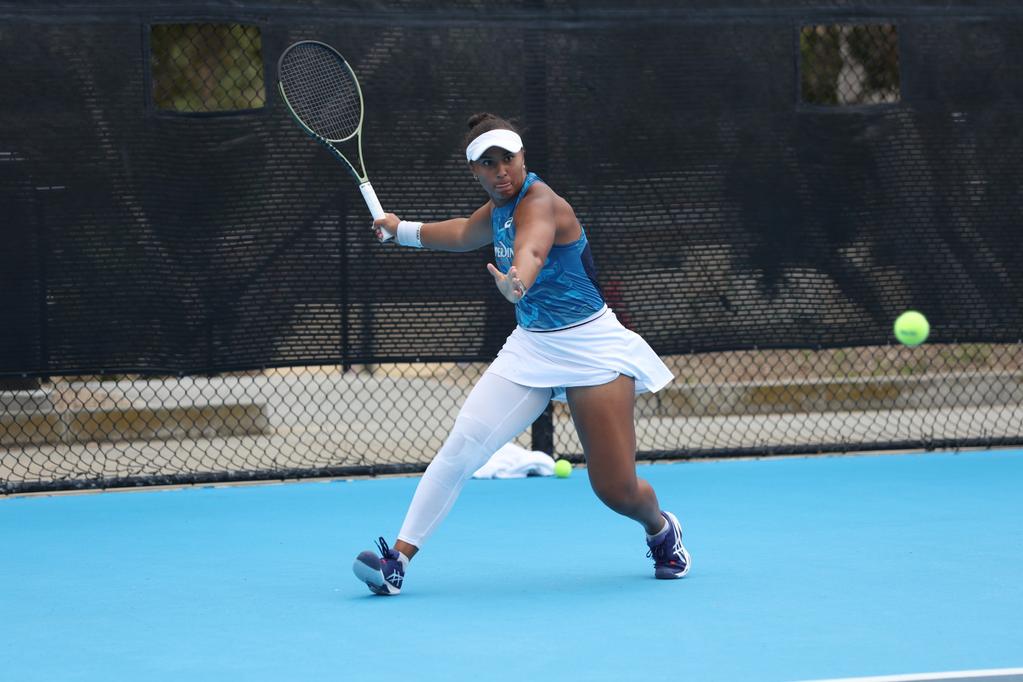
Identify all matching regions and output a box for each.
[491,173,605,330]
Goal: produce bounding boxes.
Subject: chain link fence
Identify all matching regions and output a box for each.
[150,23,266,113]
[5,343,1023,493]
[801,24,901,106]
[3,9,1023,493]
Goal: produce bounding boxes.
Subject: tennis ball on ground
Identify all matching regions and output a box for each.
[894,310,930,347]
[554,459,572,478]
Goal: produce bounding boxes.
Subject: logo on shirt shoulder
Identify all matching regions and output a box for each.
[504,217,514,230]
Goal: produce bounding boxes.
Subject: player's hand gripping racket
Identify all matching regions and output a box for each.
[277,40,392,240]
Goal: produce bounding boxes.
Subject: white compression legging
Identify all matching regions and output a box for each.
[397,372,553,548]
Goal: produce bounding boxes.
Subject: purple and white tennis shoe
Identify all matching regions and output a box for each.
[646,511,691,579]
[353,537,405,596]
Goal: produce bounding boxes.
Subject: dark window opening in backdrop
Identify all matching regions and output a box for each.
[150,23,266,113]
[800,24,900,106]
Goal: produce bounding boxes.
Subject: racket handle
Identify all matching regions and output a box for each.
[359,181,393,240]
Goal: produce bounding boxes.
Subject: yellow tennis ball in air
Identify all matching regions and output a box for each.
[894,310,930,347]
[554,459,572,478]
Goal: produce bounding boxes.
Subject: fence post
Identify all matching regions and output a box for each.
[531,404,554,455]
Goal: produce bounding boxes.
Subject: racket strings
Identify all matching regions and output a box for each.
[280,44,362,141]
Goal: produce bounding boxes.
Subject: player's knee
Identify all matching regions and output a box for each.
[453,413,494,448]
[433,414,494,479]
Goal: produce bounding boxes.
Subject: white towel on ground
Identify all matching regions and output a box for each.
[472,442,555,479]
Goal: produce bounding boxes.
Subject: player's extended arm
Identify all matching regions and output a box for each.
[485,188,556,304]
[508,189,557,291]
[373,204,492,252]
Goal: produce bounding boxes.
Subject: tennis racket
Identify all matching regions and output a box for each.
[277,40,392,240]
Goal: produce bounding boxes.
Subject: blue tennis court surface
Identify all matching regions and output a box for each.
[2,449,1022,681]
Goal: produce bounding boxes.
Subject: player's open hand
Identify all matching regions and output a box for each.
[487,263,526,304]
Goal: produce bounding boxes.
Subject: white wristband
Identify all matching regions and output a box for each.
[396,220,424,248]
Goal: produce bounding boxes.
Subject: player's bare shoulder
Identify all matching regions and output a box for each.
[521,180,581,241]
[519,179,554,204]
[521,181,576,219]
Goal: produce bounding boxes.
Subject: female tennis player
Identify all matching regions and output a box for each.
[353,113,690,595]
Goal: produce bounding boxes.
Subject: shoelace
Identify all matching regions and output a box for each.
[375,536,395,561]
[647,541,667,562]
[647,533,680,564]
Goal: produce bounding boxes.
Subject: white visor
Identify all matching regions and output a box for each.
[465,129,523,162]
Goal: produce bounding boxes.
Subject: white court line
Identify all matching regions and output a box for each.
[798,668,1023,682]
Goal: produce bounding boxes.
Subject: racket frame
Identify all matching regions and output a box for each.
[276,40,386,222]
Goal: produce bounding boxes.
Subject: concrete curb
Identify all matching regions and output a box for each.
[640,372,1023,417]
[1,386,269,446]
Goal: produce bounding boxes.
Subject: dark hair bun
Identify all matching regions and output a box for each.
[463,113,520,149]
[466,112,497,129]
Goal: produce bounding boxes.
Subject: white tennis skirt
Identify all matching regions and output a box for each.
[486,307,674,402]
